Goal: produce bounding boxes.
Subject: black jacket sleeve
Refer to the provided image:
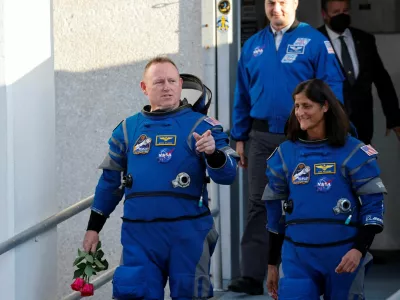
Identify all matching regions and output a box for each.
[371,35,400,129]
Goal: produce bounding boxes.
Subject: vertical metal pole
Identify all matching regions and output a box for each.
[236,0,244,252]
[201,0,223,292]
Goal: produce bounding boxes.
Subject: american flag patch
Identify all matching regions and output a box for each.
[361,144,378,156]
[324,41,335,54]
[204,117,221,126]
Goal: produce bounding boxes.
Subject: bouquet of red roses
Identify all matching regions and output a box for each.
[70,241,109,297]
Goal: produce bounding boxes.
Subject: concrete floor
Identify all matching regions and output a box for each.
[163,252,400,300]
[212,253,400,300]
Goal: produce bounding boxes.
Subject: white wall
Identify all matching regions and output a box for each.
[53,0,203,298]
[0,0,57,299]
[351,0,400,33]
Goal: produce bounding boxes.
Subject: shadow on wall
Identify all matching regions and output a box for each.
[55,1,205,299]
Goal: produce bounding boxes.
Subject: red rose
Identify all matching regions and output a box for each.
[81,283,94,297]
[70,278,85,291]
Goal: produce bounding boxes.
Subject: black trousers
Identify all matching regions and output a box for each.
[240,129,286,282]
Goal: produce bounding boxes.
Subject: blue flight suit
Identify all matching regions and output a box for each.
[263,137,386,299]
[92,104,238,300]
[232,22,344,139]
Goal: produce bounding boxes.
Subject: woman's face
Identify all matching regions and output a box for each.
[294,92,328,131]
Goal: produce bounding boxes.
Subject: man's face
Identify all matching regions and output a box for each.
[322,1,350,23]
[140,62,183,111]
[265,0,298,29]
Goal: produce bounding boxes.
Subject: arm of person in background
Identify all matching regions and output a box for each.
[336,144,386,274]
[192,120,238,185]
[313,36,345,103]
[83,120,128,253]
[369,35,400,140]
[262,146,288,300]
[231,51,252,168]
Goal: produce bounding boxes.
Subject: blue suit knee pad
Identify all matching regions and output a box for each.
[112,265,146,300]
[278,277,320,300]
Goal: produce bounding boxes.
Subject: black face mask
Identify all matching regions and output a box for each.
[329,13,351,33]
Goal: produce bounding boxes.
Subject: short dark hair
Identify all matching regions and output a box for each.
[286,79,350,147]
[321,0,349,11]
[143,56,179,77]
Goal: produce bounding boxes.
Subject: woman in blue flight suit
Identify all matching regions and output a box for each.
[263,79,386,300]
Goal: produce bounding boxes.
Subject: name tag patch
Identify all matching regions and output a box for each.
[314,163,336,175]
[156,135,176,146]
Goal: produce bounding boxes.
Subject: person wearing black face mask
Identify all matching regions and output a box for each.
[318,0,400,146]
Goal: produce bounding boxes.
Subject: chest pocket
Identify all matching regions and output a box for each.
[125,119,206,199]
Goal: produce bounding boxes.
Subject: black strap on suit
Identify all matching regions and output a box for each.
[339,36,356,85]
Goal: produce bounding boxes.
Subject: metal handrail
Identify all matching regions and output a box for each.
[0,195,219,257]
[0,193,221,299]
[0,195,94,256]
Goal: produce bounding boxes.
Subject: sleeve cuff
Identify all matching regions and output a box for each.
[352,225,380,257]
[205,150,227,168]
[268,231,285,265]
[386,110,400,129]
[87,210,108,233]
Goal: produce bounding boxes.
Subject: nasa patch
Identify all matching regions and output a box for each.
[253,45,264,57]
[158,148,175,163]
[315,177,333,192]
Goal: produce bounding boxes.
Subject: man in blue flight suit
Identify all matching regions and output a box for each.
[229,0,345,294]
[81,56,238,300]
